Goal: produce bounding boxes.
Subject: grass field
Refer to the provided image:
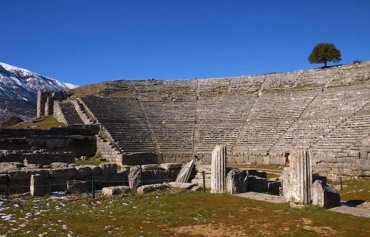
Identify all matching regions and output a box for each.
[336,178,370,202]
[13,116,65,129]
[1,190,369,237]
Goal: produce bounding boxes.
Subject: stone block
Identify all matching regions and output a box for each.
[99,163,117,175]
[176,159,195,183]
[30,174,50,196]
[267,181,281,195]
[137,184,169,195]
[66,180,90,194]
[128,166,143,189]
[160,163,182,170]
[50,162,70,168]
[226,169,247,194]
[102,186,131,196]
[312,180,340,208]
[168,182,196,189]
[7,170,32,181]
[246,170,267,178]
[247,176,268,193]
[141,164,159,171]
[76,166,92,179]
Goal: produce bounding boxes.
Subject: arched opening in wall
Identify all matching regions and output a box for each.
[284,152,290,166]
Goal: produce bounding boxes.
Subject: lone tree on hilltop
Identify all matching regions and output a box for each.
[308,43,341,68]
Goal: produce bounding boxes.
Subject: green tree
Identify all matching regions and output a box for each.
[308,43,341,67]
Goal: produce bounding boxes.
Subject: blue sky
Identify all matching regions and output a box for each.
[1,0,369,85]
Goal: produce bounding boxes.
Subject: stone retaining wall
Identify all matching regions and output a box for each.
[0,126,99,163]
[0,162,182,194]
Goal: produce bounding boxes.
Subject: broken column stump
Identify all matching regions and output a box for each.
[128,166,143,189]
[175,159,195,183]
[226,169,247,194]
[288,150,312,206]
[211,145,227,193]
[30,174,50,197]
[312,180,340,208]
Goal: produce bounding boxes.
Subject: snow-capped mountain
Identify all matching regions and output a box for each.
[0,61,76,124]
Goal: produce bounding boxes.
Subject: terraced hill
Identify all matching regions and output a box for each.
[59,61,370,178]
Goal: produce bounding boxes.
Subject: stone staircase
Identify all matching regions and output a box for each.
[56,101,83,125]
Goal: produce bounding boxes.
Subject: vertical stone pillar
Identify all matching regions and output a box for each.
[36,91,44,118]
[44,96,54,116]
[288,150,312,206]
[211,145,227,193]
[30,174,50,197]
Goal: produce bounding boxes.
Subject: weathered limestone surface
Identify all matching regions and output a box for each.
[102,186,130,196]
[30,174,50,197]
[226,169,247,194]
[175,159,195,183]
[66,180,89,194]
[37,90,66,118]
[211,145,227,193]
[288,150,312,206]
[0,161,183,194]
[99,163,117,175]
[128,166,143,189]
[137,183,169,194]
[53,100,83,125]
[0,126,98,164]
[312,180,340,208]
[168,182,196,189]
[329,206,370,218]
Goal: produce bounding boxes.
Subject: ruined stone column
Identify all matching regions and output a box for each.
[288,150,312,206]
[36,91,44,118]
[211,145,227,193]
[44,96,54,116]
[30,174,50,197]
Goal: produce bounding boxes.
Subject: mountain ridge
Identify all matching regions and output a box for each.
[0,61,76,124]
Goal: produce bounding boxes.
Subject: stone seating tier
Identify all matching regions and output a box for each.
[60,61,370,176]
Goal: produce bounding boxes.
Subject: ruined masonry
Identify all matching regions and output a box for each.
[211,145,227,193]
[37,90,67,118]
[288,150,312,206]
[47,61,370,178]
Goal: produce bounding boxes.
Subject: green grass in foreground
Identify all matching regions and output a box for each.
[1,191,369,236]
[334,177,370,202]
[75,153,108,166]
[13,116,65,129]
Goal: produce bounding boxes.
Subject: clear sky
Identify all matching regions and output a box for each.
[1,0,369,85]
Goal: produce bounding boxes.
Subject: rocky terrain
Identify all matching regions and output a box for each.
[0,62,76,124]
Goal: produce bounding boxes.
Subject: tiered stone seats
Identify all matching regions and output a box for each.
[132,80,197,156]
[58,101,83,125]
[233,90,317,153]
[141,101,195,153]
[66,61,370,177]
[81,96,156,154]
[271,83,370,152]
[314,101,370,152]
[196,95,256,151]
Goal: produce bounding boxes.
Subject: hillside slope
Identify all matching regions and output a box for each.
[0,62,76,124]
